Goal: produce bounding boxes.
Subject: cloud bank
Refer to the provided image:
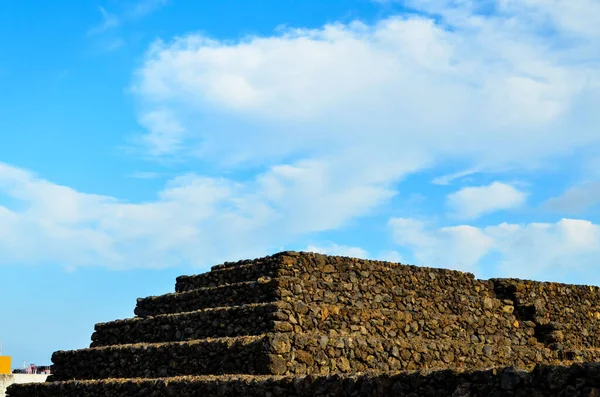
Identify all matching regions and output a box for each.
[2,0,599,284]
[390,217,600,282]
[132,3,600,173]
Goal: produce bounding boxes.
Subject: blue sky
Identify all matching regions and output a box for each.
[1,0,600,367]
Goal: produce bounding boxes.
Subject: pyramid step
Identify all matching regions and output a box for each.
[92,303,285,347]
[53,330,598,381]
[51,335,271,381]
[178,249,399,296]
[10,363,600,397]
[135,279,281,317]
[211,251,401,271]
[175,260,288,292]
[95,303,476,348]
[210,252,289,271]
[179,251,406,292]
[187,252,487,315]
[6,375,302,397]
[100,295,530,349]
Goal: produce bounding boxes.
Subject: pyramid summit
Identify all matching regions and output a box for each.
[8,251,600,396]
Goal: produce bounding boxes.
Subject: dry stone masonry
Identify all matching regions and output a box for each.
[8,251,600,396]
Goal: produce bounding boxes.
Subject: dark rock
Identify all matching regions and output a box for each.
[11,251,600,397]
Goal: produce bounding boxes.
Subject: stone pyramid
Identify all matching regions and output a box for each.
[8,251,600,396]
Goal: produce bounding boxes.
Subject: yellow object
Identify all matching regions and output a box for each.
[0,356,11,374]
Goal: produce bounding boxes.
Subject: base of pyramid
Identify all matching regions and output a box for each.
[8,363,600,397]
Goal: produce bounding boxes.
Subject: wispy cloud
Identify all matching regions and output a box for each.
[126,0,170,18]
[87,7,119,36]
[87,0,170,48]
[127,171,163,179]
[432,168,479,185]
[101,37,126,52]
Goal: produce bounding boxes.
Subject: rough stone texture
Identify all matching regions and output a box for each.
[50,331,600,381]
[273,333,600,376]
[9,251,600,396]
[94,300,535,347]
[52,336,266,380]
[175,259,284,292]
[10,363,600,397]
[492,278,600,349]
[135,279,280,316]
[92,302,282,346]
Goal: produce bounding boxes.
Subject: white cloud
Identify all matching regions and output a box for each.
[400,0,600,40]
[5,2,600,277]
[0,161,401,270]
[304,245,405,263]
[125,3,600,253]
[389,216,600,282]
[447,182,527,219]
[544,180,600,214]
[389,217,494,272]
[502,0,600,39]
[136,108,187,156]
[124,7,600,264]
[132,5,599,173]
[305,243,369,259]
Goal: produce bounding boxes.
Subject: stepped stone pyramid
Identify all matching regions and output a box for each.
[8,251,600,396]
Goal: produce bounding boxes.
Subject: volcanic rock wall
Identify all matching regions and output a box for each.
[8,251,600,396]
[11,364,600,396]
